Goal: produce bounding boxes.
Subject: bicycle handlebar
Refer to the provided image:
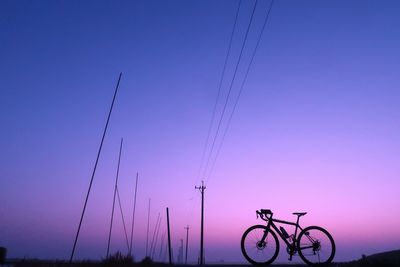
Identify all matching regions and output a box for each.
[256,209,273,220]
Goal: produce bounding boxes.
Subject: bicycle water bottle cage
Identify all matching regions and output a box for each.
[260,209,272,215]
[280,226,290,239]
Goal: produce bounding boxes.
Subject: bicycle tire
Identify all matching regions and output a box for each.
[297,225,335,266]
[241,225,279,265]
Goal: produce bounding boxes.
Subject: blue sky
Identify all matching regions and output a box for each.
[1,0,400,263]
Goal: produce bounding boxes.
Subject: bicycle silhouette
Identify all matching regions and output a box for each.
[241,209,335,265]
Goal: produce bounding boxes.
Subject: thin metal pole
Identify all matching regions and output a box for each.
[195,181,206,265]
[163,241,168,262]
[129,172,139,256]
[69,73,122,263]
[146,198,151,256]
[116,186,130,252]
[184,226,189,264]
[152,216,162,259]
[166,207,172,265]
[179,239,184,264]
[106,138,124,258]
[158,231,166,261]
[150,213,160,258]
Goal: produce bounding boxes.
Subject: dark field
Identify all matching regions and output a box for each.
[4,262,400,267]
[5,249,400,267]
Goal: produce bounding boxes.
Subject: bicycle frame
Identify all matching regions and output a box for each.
[259,213,304,257]
[242,210,336,265]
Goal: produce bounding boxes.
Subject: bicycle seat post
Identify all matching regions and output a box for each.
[292,212,307,246]
[296,214,300,226]
[292,212,307,225]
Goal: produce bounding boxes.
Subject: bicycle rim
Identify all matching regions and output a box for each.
[241,225,279,265]
[297,226,335,265]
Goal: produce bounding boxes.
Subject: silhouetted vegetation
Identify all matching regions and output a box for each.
[102,251,134,267]
[7,249,400,267]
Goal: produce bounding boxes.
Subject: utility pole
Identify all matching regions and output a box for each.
[166,207,172,265]
[184,226,189,264]
[195,181,206,265]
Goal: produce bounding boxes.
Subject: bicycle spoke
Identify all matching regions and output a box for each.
[241,225,279,265]
[297,226,335,265]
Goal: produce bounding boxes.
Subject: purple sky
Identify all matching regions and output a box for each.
[1,0,400,263]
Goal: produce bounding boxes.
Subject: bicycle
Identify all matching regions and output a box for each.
[241,209,335,266]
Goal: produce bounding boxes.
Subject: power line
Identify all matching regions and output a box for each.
[206,0,275,184]
[202,0,259,180]
[197,0,242,182]
[183,0,244,237]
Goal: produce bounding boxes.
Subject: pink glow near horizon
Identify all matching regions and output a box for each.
[1,0,400,263]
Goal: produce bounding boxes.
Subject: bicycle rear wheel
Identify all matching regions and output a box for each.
[297,226,335,265]
[241,225,279,265]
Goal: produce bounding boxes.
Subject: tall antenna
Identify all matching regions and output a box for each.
[184,225,189,264]
[106,138,124,258]
[69,73,122,263]
[195,181,206,265]
[129,172,139,256]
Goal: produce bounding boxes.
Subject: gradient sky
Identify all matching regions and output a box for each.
[1,0,400,263]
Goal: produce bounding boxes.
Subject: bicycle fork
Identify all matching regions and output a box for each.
[259,221,272,248]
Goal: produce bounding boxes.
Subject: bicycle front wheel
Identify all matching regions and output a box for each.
[241,225,279,265]
[297,226,335,265]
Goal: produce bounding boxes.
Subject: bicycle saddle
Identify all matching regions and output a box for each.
[293,212,307,216]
